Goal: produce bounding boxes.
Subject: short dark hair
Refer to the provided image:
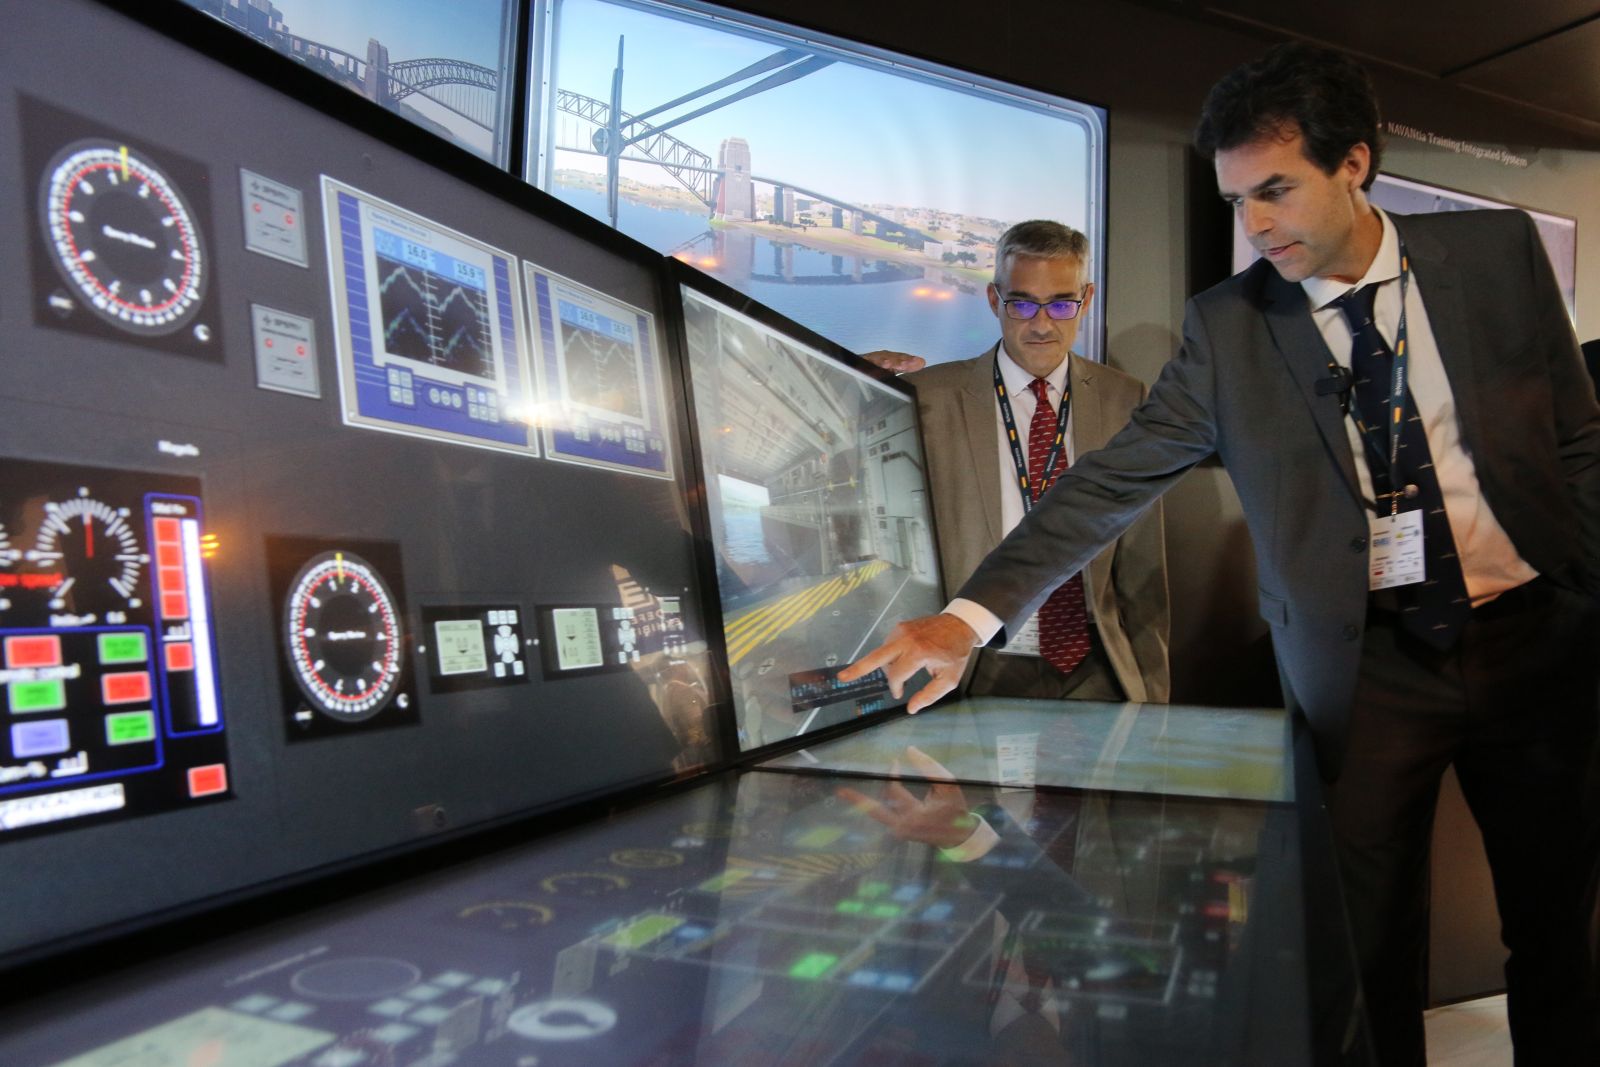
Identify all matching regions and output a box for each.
[1194,42,1383,190]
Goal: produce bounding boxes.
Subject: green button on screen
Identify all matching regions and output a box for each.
[105,711,156,745]
[789,953,838,980]
[98,632,148,665]
[9,679,66,714]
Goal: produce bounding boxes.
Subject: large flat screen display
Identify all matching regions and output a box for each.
[179,0,520,167]
[2,0,718,968]
[674,269,944,750]
[532,0,1107,366]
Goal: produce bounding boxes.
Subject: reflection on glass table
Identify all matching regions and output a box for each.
[0,761,1334,1066]
[764,697,1294,802]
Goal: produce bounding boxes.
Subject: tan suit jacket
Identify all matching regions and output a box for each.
[906,346,1171,702]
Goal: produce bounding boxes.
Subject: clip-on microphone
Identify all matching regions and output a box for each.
[1314,363,1352,415]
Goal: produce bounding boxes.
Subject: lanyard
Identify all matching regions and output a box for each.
[1346,240,1413,517]
[994,356,1069,514]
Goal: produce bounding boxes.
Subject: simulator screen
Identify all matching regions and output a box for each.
[2,0,718,966]
[533,0,1106,366]
[678,282,943,749]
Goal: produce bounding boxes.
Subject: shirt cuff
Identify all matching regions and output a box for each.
[938,813,1001,863]
[943,600,1003,645]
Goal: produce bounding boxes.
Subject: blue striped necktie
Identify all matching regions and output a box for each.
[1333,284,1470,649]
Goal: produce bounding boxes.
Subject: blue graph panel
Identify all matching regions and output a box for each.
[324,180,538,456]
[528,266,672,479]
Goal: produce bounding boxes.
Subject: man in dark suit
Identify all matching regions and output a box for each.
[844,42,1600,1066]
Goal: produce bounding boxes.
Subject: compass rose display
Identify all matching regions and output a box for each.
[22,96,221,358]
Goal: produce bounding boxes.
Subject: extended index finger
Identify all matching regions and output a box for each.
[836,786,895,828]
[838,638,898,684]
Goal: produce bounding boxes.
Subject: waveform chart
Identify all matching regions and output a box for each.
[527,264,674,480]
[321,178,537,456]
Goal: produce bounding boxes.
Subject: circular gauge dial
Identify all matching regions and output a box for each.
[458,901,554,931]
[284,551,405,722]
[40,139,206,335]
[0,522,17,614]
[26,494,146,615]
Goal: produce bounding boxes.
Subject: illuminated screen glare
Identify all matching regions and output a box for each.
[679,284,944,749]
[535,0,1106,365]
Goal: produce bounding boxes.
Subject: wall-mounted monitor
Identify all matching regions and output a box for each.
[669,264,945,751]
[530,0,1107,366]
[178,0,521,167]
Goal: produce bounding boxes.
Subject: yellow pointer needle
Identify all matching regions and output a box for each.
[119,145,129,180]
[336,551,345,581]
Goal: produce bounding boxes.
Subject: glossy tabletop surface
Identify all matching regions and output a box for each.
[0,697,1364,1067]
[769,698,1295,803]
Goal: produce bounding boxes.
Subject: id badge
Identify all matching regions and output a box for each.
[1368,509,1426,590]
[999,612,1042,656]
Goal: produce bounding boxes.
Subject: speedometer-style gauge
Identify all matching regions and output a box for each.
[39,139,207,337]
[0,523,17,569]
[0,522,18,615]
[283,550,407,723]
[26,492,147,617]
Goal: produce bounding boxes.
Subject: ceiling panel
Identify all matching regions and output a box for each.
[1450,17,1600,125]
[1192,0,1596,75]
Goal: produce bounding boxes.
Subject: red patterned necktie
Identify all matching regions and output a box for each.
[1027,377,1090,676]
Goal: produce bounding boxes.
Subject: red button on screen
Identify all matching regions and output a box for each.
[161,590,190,620]
[158,566,187,594]
[165,642,195,672]
[156,542,183,569]
[187,764,228,798]
[5,635,62,669]
[101,672,152,705]
[153,517,182,545]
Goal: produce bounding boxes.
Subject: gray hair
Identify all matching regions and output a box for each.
[993,220,1090,286]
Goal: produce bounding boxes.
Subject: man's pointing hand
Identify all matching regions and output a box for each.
[839,613,979,714]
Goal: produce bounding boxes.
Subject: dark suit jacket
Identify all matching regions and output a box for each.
[958,209,1600,774]
[906,347,1170,702]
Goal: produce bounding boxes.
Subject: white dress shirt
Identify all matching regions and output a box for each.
[994,342,1076,537]
[1302,209,1536,604]
[944,343,1076,647]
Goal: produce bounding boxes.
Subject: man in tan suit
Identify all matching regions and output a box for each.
[885,220,1170,702]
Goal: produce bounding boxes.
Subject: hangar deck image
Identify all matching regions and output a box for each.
[680,287,942,746]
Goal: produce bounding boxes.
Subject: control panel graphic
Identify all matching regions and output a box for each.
[22,96,221,358]
[0,460,228,839]
[267,537,419,740]
[526,264,673,479]
[322,176,537,456]
[420,603,530,693]
[535,592,687,680]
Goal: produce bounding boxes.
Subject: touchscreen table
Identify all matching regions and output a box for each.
[764,698,1295,803]
[0,698,1368,1067]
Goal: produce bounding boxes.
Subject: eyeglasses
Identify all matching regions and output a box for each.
[1001,298,1084,321]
